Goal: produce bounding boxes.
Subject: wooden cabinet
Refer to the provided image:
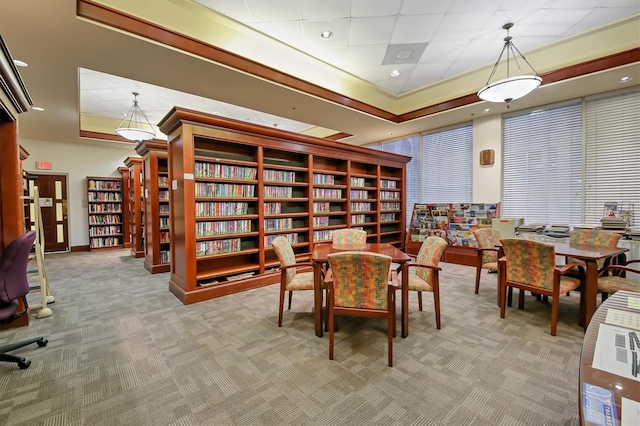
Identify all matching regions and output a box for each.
[86,176,124,250]
[135,141,171,273]
[125,157,144,258]
[159,107,409,304]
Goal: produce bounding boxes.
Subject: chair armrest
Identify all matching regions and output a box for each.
[407,262,442,272]
[622,258,640,266]
[280,262,312,271]
[556,262,581,275]
[475,247,499,253]
[604,265,640,276]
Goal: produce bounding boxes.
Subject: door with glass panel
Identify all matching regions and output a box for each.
[29,173,69,252]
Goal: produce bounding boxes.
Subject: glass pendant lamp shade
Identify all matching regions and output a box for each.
[116,92,156,141]
[477,23,542,107]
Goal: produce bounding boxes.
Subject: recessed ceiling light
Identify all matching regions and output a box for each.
[13,59,28,67]
[387,132,393,135]
[390,70,400,77]
[483,108,491,113]
[31,106,44,111]
[619,76,632,83]
[213,111,221,115]
[320,31,333,40]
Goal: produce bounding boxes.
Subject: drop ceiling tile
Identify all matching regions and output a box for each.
[348,16,397,45]
[346,44,389,67]
[302,19,350,48]
[244,0,301,22]
[253,21,305,48]
[374,78,409,95]
[312,46,349,67]
[400,0,454,15]
[390,14,444,44]
[351,0,402,17]
[438,11,495,32]
[418,40,468,63]
[448,0,503,12]
[565,7,640,35]
[299,0,350,20]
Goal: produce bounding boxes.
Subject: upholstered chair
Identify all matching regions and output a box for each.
[327,251,397,366]
[398,236,448,329]
[272,236,319,327]
[331,229,367,246]
[499,239,583,336]
[568,229,621,271]
[597,259,640,300]
[471,228,502,295]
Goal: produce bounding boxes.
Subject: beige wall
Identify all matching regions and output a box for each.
[472,115,502,204]
[19,138,137,248]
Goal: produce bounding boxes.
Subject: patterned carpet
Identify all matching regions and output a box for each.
[0,249,583,425]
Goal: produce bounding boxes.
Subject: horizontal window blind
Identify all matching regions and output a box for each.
[584,89,640,227]
[422,124,472,203]
[382,135,420,225]
[502,102,583,225]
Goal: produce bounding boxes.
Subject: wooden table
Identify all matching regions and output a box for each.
[579,290,639,425]
[310,243,412,338]
[549,243,628,329]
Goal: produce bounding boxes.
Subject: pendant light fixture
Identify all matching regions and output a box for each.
[477,23,542,108]
[116,92,156,141]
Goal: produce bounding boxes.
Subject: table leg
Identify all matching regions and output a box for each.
[583,260,598,330]
[402,262,409,338]
[313,262,323,337]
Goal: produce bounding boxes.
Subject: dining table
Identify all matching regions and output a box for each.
[310,242,412,338]
[548,243,629,329]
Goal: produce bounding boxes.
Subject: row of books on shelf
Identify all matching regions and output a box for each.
[196,220,252,237]
[264,170,296,183]
[89,215,121,225]
[89,226,122,236]
[313,188,342,199]
[380,191,401,200]
[264,233,298,246]
[265,186,292,198]
[89,205,122,213]
[159,231,170,243]
[159,204,170,214]
[90,237,121,248]
[196,201,249,217]
[160,250,170,264]
[195,183,256,198]
[264,218,292,231]
[158,176,168,187]
[351,190,373,199]
[194,162,257,180]
[88,180,121,191]
[196,238,242,257]
[88,193,122,202]
[159,217,169,228]
[158,190,169,201]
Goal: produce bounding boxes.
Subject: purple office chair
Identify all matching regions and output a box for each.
[0,230,48,369]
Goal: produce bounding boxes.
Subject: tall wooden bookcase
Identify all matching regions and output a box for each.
[86,176,124,250]
[125,157,144,258]
[135,140,171,273]
[118,167,131,248]
[159,107,409,305]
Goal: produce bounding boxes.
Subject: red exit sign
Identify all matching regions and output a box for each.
[35,161,52,170]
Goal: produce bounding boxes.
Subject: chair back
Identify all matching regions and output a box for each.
[472,228,501,264]
[332,229,367,246]
[0,231,37,305]
[569,229,621,247]
[415,236,448,284]
[271,236,297,284]
[501,239,556,290]
[327,251,391,310]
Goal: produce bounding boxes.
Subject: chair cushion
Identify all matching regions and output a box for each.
[482,262,498,272]
[597,276,640,295]
[285,271,315,291]
[397,272,433,292]
[558,276,582,294]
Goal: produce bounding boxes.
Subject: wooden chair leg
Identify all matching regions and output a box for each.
[278,284,286,327]
[474,266,481,294]
[287,290,293,310]
[388,295,394,367]
[550,295,559,336]
[433,286,441,330]
[602,292,608,302]
[418,291,423,311]
[329,300,335,361]
[500,283,507,319]
[507,287,513,307]
[518,289,525,309]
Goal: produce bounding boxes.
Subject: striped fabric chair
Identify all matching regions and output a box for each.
[471,228,502,295]
[597,259,640,300]
[272,236,319,327]
[499,239,583,336]
[327,251,397,366]
[331,229,367,246]
[399,236,448,329]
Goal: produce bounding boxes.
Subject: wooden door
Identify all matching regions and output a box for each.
[31,173,69,252]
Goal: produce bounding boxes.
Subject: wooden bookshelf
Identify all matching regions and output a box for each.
[125,157,144,258]
[118,167,130,249]
[86,176,124,250]
[159,107,409,305]
[135,141,171,273]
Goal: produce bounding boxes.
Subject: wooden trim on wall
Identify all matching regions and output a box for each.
[77,1,640,127]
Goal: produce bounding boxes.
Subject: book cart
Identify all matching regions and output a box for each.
[86,176,125,250]
[406,203,499,266]
[125,157,144,258]
[159,107,409,304]
[135,140,171,273]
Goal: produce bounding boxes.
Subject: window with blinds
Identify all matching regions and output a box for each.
[422,124,473,203]
[584,89,640,227]
[502,102,583,225]
[381,135,420,225]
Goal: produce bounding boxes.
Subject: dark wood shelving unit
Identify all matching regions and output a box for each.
[86,176,124,250]
[159,107,409,305]
[125,157,144,258]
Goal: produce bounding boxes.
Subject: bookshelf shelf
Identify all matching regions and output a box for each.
[86,176,125,250]
[159,107,409,304]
